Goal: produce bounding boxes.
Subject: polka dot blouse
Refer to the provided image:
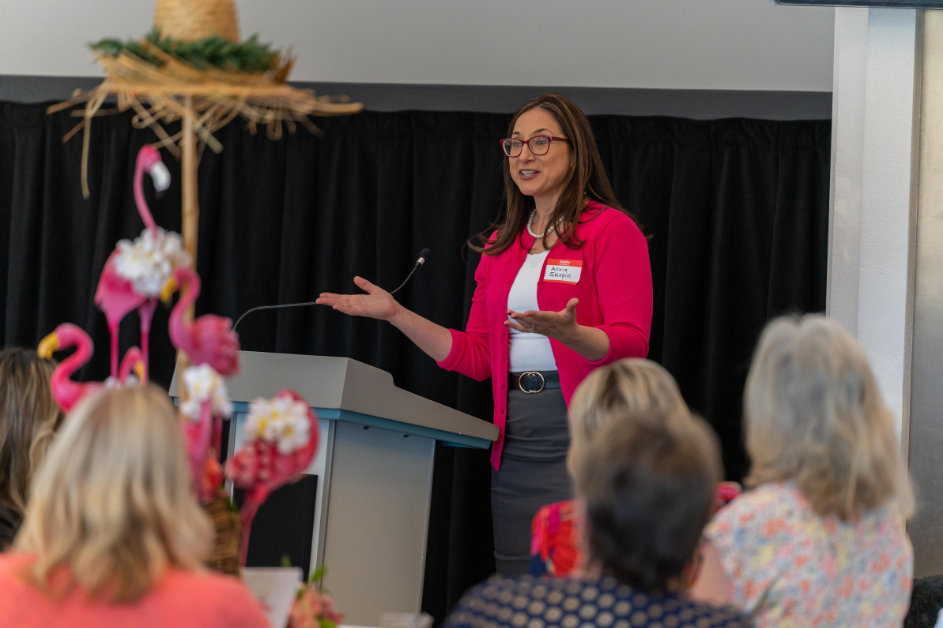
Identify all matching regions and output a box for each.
[444,575,751,628]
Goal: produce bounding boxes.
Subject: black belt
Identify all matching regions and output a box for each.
[509,371,561,394]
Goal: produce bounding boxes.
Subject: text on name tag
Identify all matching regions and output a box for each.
[544,259,583,284]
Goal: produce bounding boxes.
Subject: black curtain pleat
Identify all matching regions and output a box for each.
[0,101,830,621]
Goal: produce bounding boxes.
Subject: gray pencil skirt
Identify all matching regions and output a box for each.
[491,380,573,575]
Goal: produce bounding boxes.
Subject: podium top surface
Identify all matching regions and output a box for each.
[170,351,498,447]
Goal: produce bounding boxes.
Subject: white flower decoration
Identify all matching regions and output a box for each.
[212,380,233,416]
[277,411,311,454]
[113,227,191,297]
[244,397,279,440]
[103,375,139,389]
[181,364,233,422]
[243,393,311,454]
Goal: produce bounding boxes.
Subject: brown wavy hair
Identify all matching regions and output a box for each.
[0,349,63,527]
[471,93,636,256]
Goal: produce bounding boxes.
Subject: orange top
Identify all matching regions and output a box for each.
[0,553,271,628]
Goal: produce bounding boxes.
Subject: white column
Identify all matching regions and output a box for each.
[827,7,868,336]
[827,8,921,444]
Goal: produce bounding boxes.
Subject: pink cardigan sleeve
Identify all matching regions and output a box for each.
[437,252,493,381]
[585,213,652,364]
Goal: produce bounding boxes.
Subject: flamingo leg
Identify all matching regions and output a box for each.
[238,491,268,568]
[138,299,158,384]
[187,399,214,486]
[213,414,224,461]
[141,332,149,384]
[108,318,120,379]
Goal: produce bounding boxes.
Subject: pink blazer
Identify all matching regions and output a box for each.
[438,203,653,469]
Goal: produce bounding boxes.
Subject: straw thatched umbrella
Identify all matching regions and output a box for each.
[51,0,362,264]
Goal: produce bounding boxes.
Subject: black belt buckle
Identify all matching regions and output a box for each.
[518,372,546,394]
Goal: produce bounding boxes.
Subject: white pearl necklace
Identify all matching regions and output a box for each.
[527,209,562,239]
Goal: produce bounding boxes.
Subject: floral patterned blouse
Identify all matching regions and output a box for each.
[704,482,913,628]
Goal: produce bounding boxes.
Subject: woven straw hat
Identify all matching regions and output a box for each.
[154,0,240,42]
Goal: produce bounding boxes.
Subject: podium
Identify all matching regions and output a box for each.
[170,351,498,625]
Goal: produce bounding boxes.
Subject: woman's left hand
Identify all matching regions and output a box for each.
[507,299,611,362]
[506,298,580,343]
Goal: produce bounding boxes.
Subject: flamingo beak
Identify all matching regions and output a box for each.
[38,332,60,359]
[134,360,146,383]
[148,161,171,198]
[160,276,179,304]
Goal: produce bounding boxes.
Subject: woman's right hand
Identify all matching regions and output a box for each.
[316,276,399,321]
[318,275,453,362]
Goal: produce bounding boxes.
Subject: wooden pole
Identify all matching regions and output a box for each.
[182,96,199,270]
[177,97,198,386]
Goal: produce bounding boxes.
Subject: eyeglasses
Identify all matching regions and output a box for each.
[499,135,569,157]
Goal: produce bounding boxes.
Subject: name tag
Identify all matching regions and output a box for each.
[544,259,583,285]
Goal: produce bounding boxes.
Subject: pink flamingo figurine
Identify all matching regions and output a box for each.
[95,144,185,382]
[117,346,146,385]
[161,266,240,377]
[227,390,319,566]
[178,363,232,503]
[37,323,103,412]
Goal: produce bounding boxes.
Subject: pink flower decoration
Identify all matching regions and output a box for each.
[225,389,319,567]
[288,585,344,628]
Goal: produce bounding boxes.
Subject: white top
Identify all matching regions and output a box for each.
[507,251,557,373]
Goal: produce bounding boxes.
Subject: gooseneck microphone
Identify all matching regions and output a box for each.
[231,248,432,333]
[389,248,432,295]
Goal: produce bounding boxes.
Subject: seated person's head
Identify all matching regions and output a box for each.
[14,385,213,601]
[574,415,721,593]
[567,358,690,475]
[745,314,913,519]
[0,348,63,544]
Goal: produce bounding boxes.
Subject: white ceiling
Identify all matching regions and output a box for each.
[0,0,836,92]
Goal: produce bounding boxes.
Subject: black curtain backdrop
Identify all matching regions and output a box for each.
[0,101,829,620]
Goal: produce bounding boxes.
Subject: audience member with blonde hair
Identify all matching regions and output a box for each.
[445,412,751,628]
[0,386,269,628]
[530,359,736,577]
[0,348,63,550]
[566,358,690,475]
[691,314,914,627]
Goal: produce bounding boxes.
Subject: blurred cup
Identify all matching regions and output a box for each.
[381,613,434,628]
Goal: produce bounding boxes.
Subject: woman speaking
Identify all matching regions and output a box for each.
[317,93,652,574]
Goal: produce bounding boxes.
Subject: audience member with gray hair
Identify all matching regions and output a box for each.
[691,314,914,627]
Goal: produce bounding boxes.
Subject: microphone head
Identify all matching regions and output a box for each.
[418,248,432,264]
